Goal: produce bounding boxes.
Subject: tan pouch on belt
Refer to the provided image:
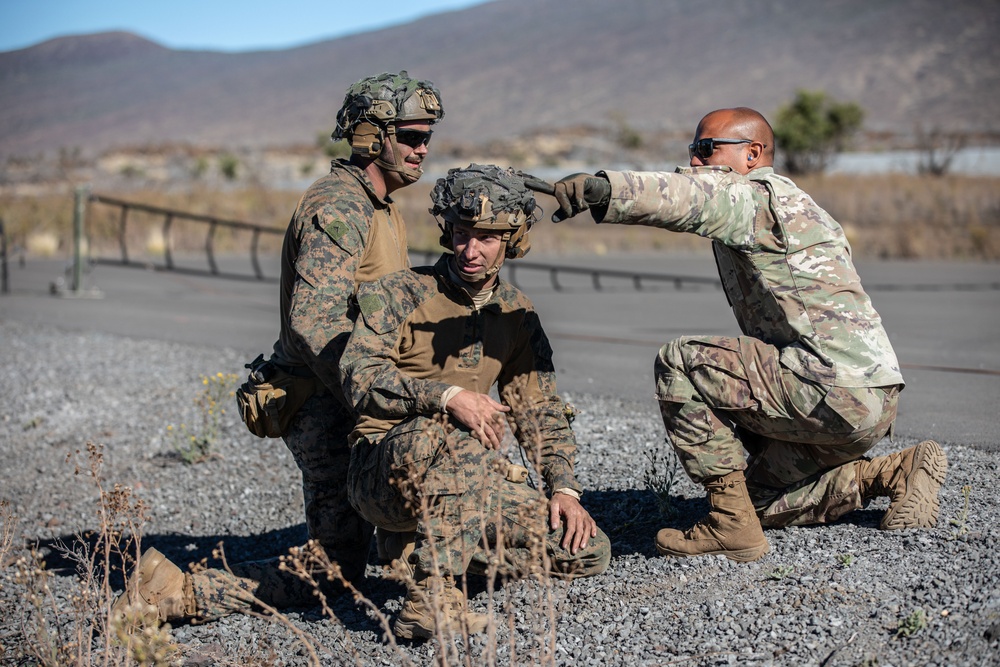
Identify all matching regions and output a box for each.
[236,355,319,438]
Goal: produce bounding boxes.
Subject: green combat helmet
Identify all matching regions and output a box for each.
[333,71,444,183]
[430,163,540,280]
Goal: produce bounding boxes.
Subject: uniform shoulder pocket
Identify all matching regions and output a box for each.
[317,207,367,256]
[356,280,401,335]
[310,193,374,256]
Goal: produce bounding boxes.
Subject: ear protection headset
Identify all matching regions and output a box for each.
[350,121,384,158]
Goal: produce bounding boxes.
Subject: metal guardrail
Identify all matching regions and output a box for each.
[78,194,999,294]
[414,251,721,292]
[87,193,285,282]
[83,194,723,291]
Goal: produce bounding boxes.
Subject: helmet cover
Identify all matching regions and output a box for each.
[431,163,539,260]
[333,70,444,140]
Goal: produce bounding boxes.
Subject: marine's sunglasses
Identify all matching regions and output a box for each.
[394,129,433,149]
[688,137,752,160]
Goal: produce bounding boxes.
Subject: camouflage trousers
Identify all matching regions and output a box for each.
[655,335,900,527]
[185,390,372,621]
[347,415,611,581]
[282,390,373,583]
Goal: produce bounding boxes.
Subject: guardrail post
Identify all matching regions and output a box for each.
[71,185,89,292]
[52,185,102,298]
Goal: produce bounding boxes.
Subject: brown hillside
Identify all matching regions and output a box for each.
[1,0,997,158]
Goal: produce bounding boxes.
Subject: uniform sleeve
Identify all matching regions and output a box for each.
[600,167,759,249]
[340,277,452,420]
[498,308,581,494]
[285,196,369,400]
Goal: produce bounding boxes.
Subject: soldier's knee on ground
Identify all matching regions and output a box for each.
[545,525,611,579]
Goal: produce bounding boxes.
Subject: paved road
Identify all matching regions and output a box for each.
[2,253,998,450]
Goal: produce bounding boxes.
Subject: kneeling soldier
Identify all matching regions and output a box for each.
[341,164,611,639]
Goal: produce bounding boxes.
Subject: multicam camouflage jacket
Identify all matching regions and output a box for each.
[270,159,409,405]
[340,254,582,494]
[600,166,903,388]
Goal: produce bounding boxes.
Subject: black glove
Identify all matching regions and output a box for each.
[551,173,611,222]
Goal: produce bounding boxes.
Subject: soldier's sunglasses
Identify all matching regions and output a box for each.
[688,137,752,160]
[394,129,433,149]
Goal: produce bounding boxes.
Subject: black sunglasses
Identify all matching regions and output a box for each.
[688,137,752,161]
[394,129,433,149]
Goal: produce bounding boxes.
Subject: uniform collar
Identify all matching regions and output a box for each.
[331,158,393,206]
[433,254,513,313]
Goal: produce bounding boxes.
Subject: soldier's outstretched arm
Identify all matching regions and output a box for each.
[594,168,759,245]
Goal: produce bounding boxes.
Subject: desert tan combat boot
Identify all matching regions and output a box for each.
[857,439,947,530]
[110,548,195,627]
[655,470,769,563]
[393,574,489,640]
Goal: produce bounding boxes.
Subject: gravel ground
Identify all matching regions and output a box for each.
[1,318,998,666]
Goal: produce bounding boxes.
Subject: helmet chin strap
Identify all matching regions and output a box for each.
[374,130,423,184]
[482,239,509,278]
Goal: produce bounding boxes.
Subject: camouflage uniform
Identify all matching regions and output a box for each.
[599,165,904,526]
[188,160,409,620]
[341,255,611,580]
[271,158,409,576]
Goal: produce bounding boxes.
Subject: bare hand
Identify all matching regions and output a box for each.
[445,390,510,450]
[549,493,598,554]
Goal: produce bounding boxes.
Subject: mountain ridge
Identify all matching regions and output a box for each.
[1,0,997,159]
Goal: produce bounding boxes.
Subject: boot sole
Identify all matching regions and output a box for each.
[881,440,947,530]
[393,616,489,640]
[655,541,770,563]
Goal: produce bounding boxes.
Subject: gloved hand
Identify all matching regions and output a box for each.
[551,173,611,222]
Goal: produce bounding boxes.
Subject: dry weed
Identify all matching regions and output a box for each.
[269,386,571,666]
[0,389,582,665]
[1,442,177,665]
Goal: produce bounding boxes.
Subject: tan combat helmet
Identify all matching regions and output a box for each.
[431,163,540,279]
[333,71,444,183]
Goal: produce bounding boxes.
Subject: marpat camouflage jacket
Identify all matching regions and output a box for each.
[270,159,409,405]
[341,255,581,493]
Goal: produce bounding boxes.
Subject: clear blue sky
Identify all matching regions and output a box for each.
[0,0,495,53]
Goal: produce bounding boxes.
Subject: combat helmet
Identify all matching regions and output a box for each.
[333,71,444,183]
[431,164,540,280]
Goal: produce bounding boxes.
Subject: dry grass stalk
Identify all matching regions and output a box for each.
[1,381,581,664]
[1,442,181,666]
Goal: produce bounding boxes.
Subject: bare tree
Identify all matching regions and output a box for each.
[915,125,968,177]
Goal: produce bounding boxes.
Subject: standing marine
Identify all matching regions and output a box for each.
[541,107,946,562]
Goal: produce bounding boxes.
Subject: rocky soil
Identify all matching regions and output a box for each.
[1,319,998,666]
